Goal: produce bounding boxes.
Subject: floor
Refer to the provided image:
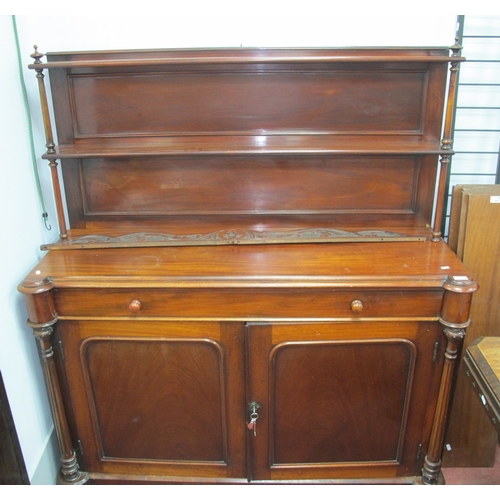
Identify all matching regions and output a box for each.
[442,443,500,485]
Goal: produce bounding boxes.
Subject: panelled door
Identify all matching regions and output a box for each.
[246,321,444,481]
[56,318,444,482]
[58,320,247,480]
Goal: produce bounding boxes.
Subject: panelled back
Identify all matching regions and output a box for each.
[42,48,451,243]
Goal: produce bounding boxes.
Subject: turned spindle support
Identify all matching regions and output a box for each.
[431,39,463,241]
[30,46,68,240]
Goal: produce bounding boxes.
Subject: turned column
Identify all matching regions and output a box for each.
[421,276,477,484]
[18,277,88,485]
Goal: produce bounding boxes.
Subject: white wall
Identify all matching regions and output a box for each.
[0,9,460,484]
[0,14,58,485]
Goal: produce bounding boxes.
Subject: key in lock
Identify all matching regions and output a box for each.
[247,401,260,436]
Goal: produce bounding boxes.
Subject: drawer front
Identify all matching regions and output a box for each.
[53,288,443,319]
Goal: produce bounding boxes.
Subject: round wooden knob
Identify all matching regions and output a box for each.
[350,299,364,313]
[128,299,142,313]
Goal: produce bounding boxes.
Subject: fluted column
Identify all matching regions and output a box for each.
[19,277,88,485]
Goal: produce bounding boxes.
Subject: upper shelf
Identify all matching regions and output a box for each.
[34,46,460,158]
[42,135,448,160]
[30,45,463,244]
[29,46,465,69]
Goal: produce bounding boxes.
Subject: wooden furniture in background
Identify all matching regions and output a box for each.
[443,185,500,467]
[19,45,476,485]
[463,337,500,437]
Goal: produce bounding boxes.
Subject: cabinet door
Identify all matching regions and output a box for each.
[58,320,246,481]
[246,321,443,481]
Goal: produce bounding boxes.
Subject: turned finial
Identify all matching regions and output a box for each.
[31,45,44,64]
[450,37,463,57]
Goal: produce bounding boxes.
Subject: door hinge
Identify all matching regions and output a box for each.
[52,327,65,362]
[56,337,65,363]
[74,439,86,470]
[416,443,423,463]
[432,340,440,363]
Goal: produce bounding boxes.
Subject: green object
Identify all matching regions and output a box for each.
[12,15,51,230]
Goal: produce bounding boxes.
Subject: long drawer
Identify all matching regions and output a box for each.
[53,288,443,320]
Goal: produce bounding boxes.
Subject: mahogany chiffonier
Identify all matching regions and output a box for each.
[19,44,476,485]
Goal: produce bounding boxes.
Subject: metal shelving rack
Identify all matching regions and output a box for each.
[445,15,500,239]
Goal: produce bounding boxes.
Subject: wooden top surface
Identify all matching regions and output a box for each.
[472,338,500,385]
[21,240,474,290]
[466,337,500,426]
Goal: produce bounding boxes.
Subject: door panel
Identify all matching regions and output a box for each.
[60,320,246,479]
[271,340,415,464]
[247,321,443,481]
[83,338,226,462]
